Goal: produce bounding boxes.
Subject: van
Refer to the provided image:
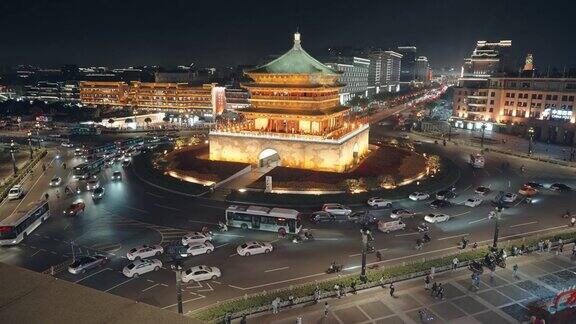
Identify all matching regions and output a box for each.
[378,220,406,233]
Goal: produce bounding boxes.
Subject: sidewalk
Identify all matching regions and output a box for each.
[247,252,576,323]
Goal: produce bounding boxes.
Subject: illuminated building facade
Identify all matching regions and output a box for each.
[368,51,402,93]
[325,56,370,104]
[453,77,576,144]
[80,81,226,118]
[209,33,369,172]
[461,40,513,80]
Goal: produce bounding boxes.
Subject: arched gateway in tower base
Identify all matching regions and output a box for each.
[208,32,369,173]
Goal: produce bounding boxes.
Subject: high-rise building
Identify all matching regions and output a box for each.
[325,56,370,104]
[461,40,512,80]
[416,56,430,83]
[368,51,403,94]
[397,46,417,83]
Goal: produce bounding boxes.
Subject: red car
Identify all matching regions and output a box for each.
[64,202,86,216]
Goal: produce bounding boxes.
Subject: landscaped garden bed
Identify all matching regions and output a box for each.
[165,146,251,185]
[248,145,429,192]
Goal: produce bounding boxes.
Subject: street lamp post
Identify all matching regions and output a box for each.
[528,127,535,155]
[9,140,17,175]
[27,131,33,159]
[360,225,373,283]
[171,263,184,314]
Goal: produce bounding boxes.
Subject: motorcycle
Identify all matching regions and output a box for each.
[482,254,497,271]
[293,231,314,244]
[468,260,484,274]
[326,264,343,274]
[417,223,430,232]
[422,233,431,243]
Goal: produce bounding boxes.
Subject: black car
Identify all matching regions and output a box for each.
[550,183,572,192]
[68,255,107,274]
[525,182,543,189]
[430,199,451,209]
[112,171,122,181]
[347,211,377,225]
[311,211,336,223]
[435,189,456,200]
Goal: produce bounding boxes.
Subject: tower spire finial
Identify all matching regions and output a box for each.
[293,30,301,49]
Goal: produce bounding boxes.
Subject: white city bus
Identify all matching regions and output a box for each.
[225,205,302,235]
[0,200,50,245]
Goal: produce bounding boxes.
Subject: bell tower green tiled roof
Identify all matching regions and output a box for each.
[247,33,340,75]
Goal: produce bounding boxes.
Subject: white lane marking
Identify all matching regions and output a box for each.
[188,220,219,225]
[126,206,149,214]
[146,279,154,283]
[508,180,511,188]
[468,218,487,224]
[142,283,159,292]
[438,233,469,241]
[395,232,419,237]
[460,185,472,193]
[75,268,111,283]
[215,243,229,249]
[451,211,471,217]
[229,253,237,257]
[146,192,164,198]
[314,238,340,241]
[160,283,168,287]
[213,233,245,238]
[105,278,136,292]
[162,295,205,309]
[510,221,538,228]
[5,155,54,215]
[154,204,180,211]
[30,250,41,257]
[264,266,289,273]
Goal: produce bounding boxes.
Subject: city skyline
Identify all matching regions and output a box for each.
[1,0,576,70]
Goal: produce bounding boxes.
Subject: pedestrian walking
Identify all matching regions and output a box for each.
[538,240,544,253]
[572,244,576,256]
[44,193,49,200]
[42,163,46,172]
[431,282,438,296]
[240,314,247,324]
[350,281,357,294]
[334,284,341,299]
[288,295,294,306]
[271,297,280,314]
[380,276,385,288]
[452,257,459,270]
[559,239,564,254]
[314,288,320,304]
[224,313,232,324]
[389,282,395,297]
[436,283,444,299]
[472,242,478,249]
[546,239,552,253]
[513,264,519,279]
[323,302,330,319]
[571,216,576,227]
[424,275,431,290]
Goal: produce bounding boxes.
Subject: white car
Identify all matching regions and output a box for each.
[181,265,221,283]
[502,193,518,203]
[464,197,482,207]
[127,244,164,261]
[186,242,215,256]
[237,241,274,256]
[424,213,450,223]
[86,179,100,190]
[390,208,415,219]
[49,177,62,187]
[61,142,74,148]
[7,185,24,200]
[182,232,212,246]
[409,192,429,201]
[122,259,162,278]
[367,197,392,208]
[322,203,352,216]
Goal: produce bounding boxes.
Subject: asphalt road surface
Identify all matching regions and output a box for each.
[1,124,576,316]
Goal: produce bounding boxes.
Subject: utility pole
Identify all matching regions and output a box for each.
[492,205,503,249]
[10,140,17,175]
[480,123,486,148]
[527,127,535,155]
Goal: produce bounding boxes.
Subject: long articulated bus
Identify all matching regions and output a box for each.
[73,157,106,180]
[116,138,144,152]
[83,143,118,160]
[0,200,50,245]
[225,205,302,235]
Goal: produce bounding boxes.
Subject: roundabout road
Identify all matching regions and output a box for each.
[1,123,576,315]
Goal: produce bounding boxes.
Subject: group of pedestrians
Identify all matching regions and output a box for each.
[424,275,444,299]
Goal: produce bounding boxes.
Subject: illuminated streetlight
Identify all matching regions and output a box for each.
[10,140,17,174]
[527,127,535,155]
[27,131,33,159]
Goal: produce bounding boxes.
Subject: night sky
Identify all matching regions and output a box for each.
[1,0,575,69]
